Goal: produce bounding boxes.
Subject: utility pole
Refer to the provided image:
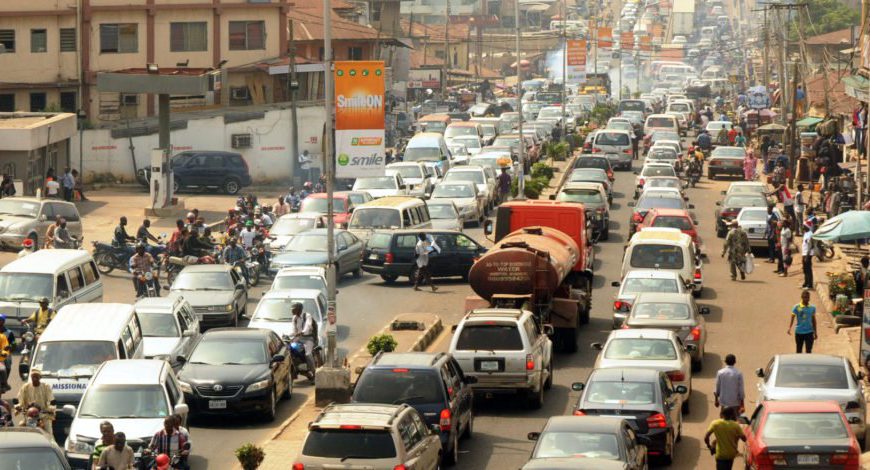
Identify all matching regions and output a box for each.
[442,0,450,100]
[561,0,566,143]
[788,61,799,188]
[289,20,300,184]
[323,0,337,368]
[515,0,525,199]
[592,18,598,75]
[762,7,769,88]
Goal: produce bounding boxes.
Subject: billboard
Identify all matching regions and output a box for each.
[566,39,587,83]
[334,61,386,178]
[408,68,442,89]
[598,27,613,49]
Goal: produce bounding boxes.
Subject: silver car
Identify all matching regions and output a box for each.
[426,200,463,231]
[623,292,710,371]
[736,207,783,249]
[134,296,202,370]
[430,182,483,227]
[0,197,82,249]
[611,270,691,328]
[755,354,867,445]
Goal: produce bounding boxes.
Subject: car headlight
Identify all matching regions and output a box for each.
[66,437,94,454]
[245,378,271,393]
[7,225,26,234]
[178,381,192,393]
[226,303,234,312]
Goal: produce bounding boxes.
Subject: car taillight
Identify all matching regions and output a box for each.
[384,252,394,263]
[593,147,602,152]
[394,465,408,470]
[756,450,787,466]
[693,268,702,280]
[613,300,627,311]
[596,207,606,213]
[340,425,362,430]
[621,323,630,329]
[830,450,860,465]
[667,370,685,382]
[623,148,633,154]
[646,412,667,429]
[709,159,720,166]
[439,408,452,432]
[292,463,305,470]
[526,354,535,371]
[573,409,586,416]
[864,327,870,341]
[690,327,701,341]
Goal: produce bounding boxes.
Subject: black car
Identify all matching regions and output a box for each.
[177,328,292,421]
[524,416,648,469]
[0,428,70,469]
[713,193,769,237]
[362,230,487,283]
[352,352,476,466]
[627,193,692,236]
[707,146,746,180]
[572,368,686,465]
[138,151,252,195]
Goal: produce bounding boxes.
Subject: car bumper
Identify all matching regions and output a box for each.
[643,427,672,455]
[184,388,272,416]
[467,371,541,393]
[362,262,411,277]
[746,234,769,247]
[195,311,236,328]
[709,166,742,176]
[0,233,26,248]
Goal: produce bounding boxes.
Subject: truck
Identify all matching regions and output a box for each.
[672,0,695,37]
[583,73,612,96]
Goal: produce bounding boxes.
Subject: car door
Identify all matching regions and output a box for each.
[395,234,418,275]
[179,154,207,185]
[411,410,441,469]
[757,357,775,402]
[428,233,452,277]
[345,232,363,270]
[269,333,290,391]
[447,359,473,435]
[202,154,226,187]
[37,202,55,238]
[174,305,195,360]
[661,374,681,429]
[450,233,482,276]
[65,266,86,303]
[674,336,691,382]
[622,424,643,469]
[743,404,765,466]
[335,234,350,275]
[398,414,426,469]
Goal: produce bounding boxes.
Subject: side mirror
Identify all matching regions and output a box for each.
[62,404,77,417]
[571,382,585,391]
[591,342,603,350]
[272,354,286,363]
[755,368,764,378]
[699,306,711,315]
[849,416,862,424]
[483,219,494,236]
[611,281,620,287]
[176,355,187,365]
[464,376,478,384]
[674,385,688,394]
[542,324,554,336]
[173,403,190,416]
[527,432,541,441]
[632,171,638,175]
[737,416,751,425]
[685,344,698,352]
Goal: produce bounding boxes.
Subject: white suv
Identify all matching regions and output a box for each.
[449,309,553,409]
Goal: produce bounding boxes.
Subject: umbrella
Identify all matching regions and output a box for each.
[813,210,870,242]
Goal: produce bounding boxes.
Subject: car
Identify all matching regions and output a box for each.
[177,328,292,421]
[340,190,375,207]
[362,229,486,283]
[714,193,770,237]
[567,168,612,203]
[425,200,463,231]
[722,181,767,197]
[633,164,677,198]
[611,270,691,328]
[443,167,496,210]
[386,162,437,197]
[583,130,599,153]
[471,152,517,178]
[643,130,680,154]
[168,264,249,329]
[247,288,326,368]
[352,174,409,199]
[268,228,364,278]
[449,135,484,156]
[641,176,686,199]
[755,354,867,445]
[140,151,252,195]
[646,147,680,169]
[708,146,746,179]
[469,102,498,117]
[352,352,474,465]
[449,309,554,409]
[741,400,861,469]
[571,368,685,465]
[537,106,573,127]
[0,428,70,469]
[635,208,700,247]
[523,416,649,469]
[591,329,694,410]
[299,192,357,227]
[623,292,710,370]
[705,120,736,137]
[737,207,783,250]
[553,182,610,240]
[627,191,690,235]
[269,266,327,297]
[264,213,322,253]
[592,130,634,168]
[606,118,635,133]
[429,182,484,226]
[134,296,202,370]
[0,197,82,249]
[573,155,615,182]
[448,143,470,165]
[293,403,442,470]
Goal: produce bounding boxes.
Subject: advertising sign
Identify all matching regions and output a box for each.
[598,27,613,49]
[566,39,587,83]
[408,68,442,89]
[334,61,386,178]
[620,31,634,49]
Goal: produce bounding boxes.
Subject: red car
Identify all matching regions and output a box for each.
[299,193,353,227]
[634,208,700,247]
[742,400,861,469]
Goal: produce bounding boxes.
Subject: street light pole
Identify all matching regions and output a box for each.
[516,0,525,200]
[323,0,338,368]
[560,0,566,143]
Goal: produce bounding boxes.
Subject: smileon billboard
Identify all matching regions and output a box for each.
[334,61,386,178]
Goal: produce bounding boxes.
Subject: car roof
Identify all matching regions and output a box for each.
[313,403,407,428]
[624,269,682,279]
[371,352,447,368]
[761,400,843,413]
[2,249,92,274]
[262,288,323,300]
[93,359,167,385]
[40,303,135,342]
[134,296,185,313]
[648,208,691,217]
[562,182,605,191]
[543,416,626,433]
[0,428,59,448]
[633,292,694,304]
[305,192,349,200]
[179,264,234,273]
[591,367,662,382]
[275,266,326,277]
[776,353,845,366]
[357,197,422,208]
[609,328,675,340]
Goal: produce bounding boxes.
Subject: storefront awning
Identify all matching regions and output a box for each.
[796,116,823,128]
[843,74,870,101]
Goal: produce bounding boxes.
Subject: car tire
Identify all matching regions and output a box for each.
[173,178,181,194]
[461,414,473,440]
[661,432,674,465]
[231,309,239,327]
[692,354,704,373]
[527,379,544,410]
[544,360,553,390]
[223,178,241,195]
[682,395,690,414]
[263,387,277,422]
[692,287,702,298]
[443,433,459,466]
[381,274,398,283]
[282,371,292,399]
[27,233,38,252]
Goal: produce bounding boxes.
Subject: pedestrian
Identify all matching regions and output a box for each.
[760,135,772,168]
[0,174,14,198]
[779,219,793,277]
[704,407,746,470]
[413,233,438,292]
[743,148,757,181]
[298,150,313,183]
[272,196,290,217]
[727,125,738,145]
[721,220,751,281]
[794,184,806,235]
[788,290,818,353]
[96,432,135,470]
[71,169,88,201]
[0,315,14,380]
[61,167,74,202]
[44,174,60,199]
[714,354,744,415]
[801,220,815,289]
[497,167,511,204]
[764,206,780,264]
[734,131,746,148]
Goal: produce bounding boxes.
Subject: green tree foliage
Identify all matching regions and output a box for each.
[790,0,858,39]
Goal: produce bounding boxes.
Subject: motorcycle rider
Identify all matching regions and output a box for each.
[113,216,136,259]
[18,238,35,258]
[0,322,9,393]
[239,220,258,249]
[167,219,185,256]
[149,416,191,470]
[53,219,76,249]
[43,215,62,249]
[0,315,14,380]
[697,129,713,152]
[289,302,316,381]
[130,243,158,297]
[222,238,249,283]
[15,369,54,437]
[24,297,55,335]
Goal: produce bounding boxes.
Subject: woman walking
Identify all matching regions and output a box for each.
[743,148,758,181]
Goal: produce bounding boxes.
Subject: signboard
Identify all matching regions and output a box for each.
[620,31,634,49]
[638,35,653,52]
[566,40,587,83]
[408,69,442,89]
[334,61,386,178]
[598,27,613,49]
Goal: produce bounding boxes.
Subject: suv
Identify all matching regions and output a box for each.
[138,151,252,195]
[352,352,474,465]
[449,309,553,409]
[362,230,487,283]
[0,197,82,249]
[0,428,70,469]
[295,403,442,470]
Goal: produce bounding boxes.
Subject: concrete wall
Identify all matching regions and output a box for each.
[73,106,326,184]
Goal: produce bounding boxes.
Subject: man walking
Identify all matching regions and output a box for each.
[298,150,313,183]
[721,220,751,281]
[61,168,75,202]
[714,354,744,415]
[704,407,746,470]
[497,167,511,204]
[788,290,817,353]
[801,220,815,289]
[413,233,438,292]
[764,206,780,264]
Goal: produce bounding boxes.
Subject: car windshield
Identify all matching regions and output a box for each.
[345,193,370,205]
[623,278,680,294]
[558,189,604,204]
[354,369,444,404]
[652,216,693,230]
[649,150,677,160]
[300,198,347,213]
[303,429,397,459]
[354,177,397,190]
[713,148,745,158]
[574,159,608,170]
[449,145,468,156]
[534,432,621,460]
[455,324,523,350]
[272,275,325,292]
[670,103,689,112]
[445,171,484,184]
[387,166,424,180]
[604,338,677,360]
[570,170,607,182]
[453,137,481,149]
[445,126,478,138]
[739,210,768,222]
[646,179,680,189]
[349,209,401,229]
[630,244,685,269]
[78,384,168,419]
[538,108,562,118]
[597,132,630,146]
[762,412,849,439]
[172,271,233,290]
[642,166,677,177]
[0,200,40,218]
[138,312,180,337]
[286,234,328,252]
[32,341,116,377]
[651,132,680,142]
[727,185,764,195]
[632,302,691,320]
[637,196,683,210]
[775,364,849,389]
[724,196,767,207]
[0,449,67,469]
[255,298,318,322]
[0,273,52,301]
[419,122,446,134]
[433,184,475,198]
[585,381,656,405]
[427,204,458,219]
[647,117,675,128]
[189,338,267,365]
[493,137,519,148]
[271,217,318,236]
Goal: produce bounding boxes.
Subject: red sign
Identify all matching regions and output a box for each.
[566,40,587,66]
[598,27,613,48]
[620,32,634,47]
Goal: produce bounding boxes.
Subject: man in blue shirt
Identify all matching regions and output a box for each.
[787,290,817,353]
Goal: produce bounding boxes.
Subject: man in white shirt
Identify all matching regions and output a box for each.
[45,179,60,198]
[239,221,258,249]
[299,150,313,182]
[289,302,316,379]
[801,221,815,289]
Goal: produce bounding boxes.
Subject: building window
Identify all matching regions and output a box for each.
[60,28,76,52]
[319,47,324,61]
[0,30,15,53]
[371,2,382,21]
[0,94,13,112]
[29,92,46,112]
[100,23,138,53]
[170,22,207,52]
[348,47,363,60]
[228,21,265,50]
[60,92,76,113]
[31,29,47,53]
[434,50,445,60]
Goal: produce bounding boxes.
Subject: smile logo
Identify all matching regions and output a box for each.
[338,153,350,166]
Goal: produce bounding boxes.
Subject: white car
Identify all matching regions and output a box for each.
[591,328,694,411]
[443,166,495,210]
[536,106,574,127]
[351,174,409,199]
[448,143,470,165]
[430,181,484,226]
[269,266,327,298]
[449,135,483,156]
[247,288,327,364]
[266,214,323,253]
[723,181,767,197]
[737,206,783,249]
[611,269,691,328]
[386,162,436,197]
[634,163,677,197]
[642,176,686,196]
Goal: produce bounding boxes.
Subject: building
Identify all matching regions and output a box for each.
[790,27,857,71]
[0,112,77,193]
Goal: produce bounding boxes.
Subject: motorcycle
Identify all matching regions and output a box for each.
[286,338,323,381]
[135,270,160,298]
[12,399,55,430]
[0,400,13,427]
[92,242,134,274]
[686,165,702,188]
[139,442,190,470]
[17,323,36,381]
[815,239,835,262]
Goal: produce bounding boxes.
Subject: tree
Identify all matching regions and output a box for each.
[790,0,859,39]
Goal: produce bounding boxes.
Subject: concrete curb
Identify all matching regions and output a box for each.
[264,395,315,443]
[409,317,444,351]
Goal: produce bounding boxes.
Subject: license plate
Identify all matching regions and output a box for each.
[747,228,754,233]
[368,254,379,260]
[797,454,819,465]
[209,400,227,409]
[480,361,499,371]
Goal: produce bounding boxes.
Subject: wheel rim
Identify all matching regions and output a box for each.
[173,180,180,193]
[226,180,239,194]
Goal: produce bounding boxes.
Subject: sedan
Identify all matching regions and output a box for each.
[338,190,373,207]
[722,181,767,197]
[741,400,861,469]
[755,354,867,445]
[443,167,495,210]
[708,146,746,180]
[448,143,471,165]
[178,327,292,421]
[611,270,691,328]
[635,208,701,248]
[523,416,649,469]
[266,214,323,253]
[645,147,680,169]
[269,266,327,297]
[386,162,436,197]
[247,289,327,370]
[572,368,685,465]
[591,329,694,410]
[633,164,677,199]
[573,156,615,182]
[430,182,484,226]
[299,193,355,227]
[737,207,783,250]
[169,265,248,330]
[268,228,365,278]
[641,176,686,199]
[627,192,689,235]
[352,174,408,199]
[623,292,710,371]
[715,194,770,237]
[568,168,612,203]
[426,200,463,231]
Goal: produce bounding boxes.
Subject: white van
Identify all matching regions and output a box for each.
[0,249,102,334]
[403,132,452,175]
[644,114,680,136]
[621,228,703,296]
[347,196,432,242]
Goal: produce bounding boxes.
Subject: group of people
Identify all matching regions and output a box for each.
[44,167,87,202]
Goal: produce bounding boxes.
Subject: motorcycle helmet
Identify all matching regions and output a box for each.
[289,342,306,358]
[155,453,171,470]
[22,238,33,249]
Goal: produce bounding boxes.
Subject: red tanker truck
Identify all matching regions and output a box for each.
[466,225,591,353]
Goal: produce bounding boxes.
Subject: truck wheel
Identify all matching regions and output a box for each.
[527,380,544,410]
